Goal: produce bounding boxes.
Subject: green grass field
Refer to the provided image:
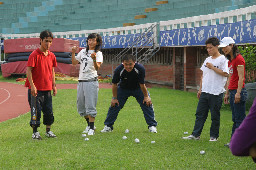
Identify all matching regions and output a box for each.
[0,85,255,169]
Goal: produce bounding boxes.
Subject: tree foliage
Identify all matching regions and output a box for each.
[238,44,256,83]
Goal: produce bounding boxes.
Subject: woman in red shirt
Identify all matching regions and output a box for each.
[220,37,248,148]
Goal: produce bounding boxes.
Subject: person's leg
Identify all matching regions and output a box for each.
[42,91,56,137]
[77,82,86,116]
[229,90,236,137]
[230,89,247,137]
[191,92,209,137]
[209,93,223,139]
[133,88,157,127]
[84,81,99,135]
[29,89,42,130]
[29,89,43,139]
[103,87,129,128]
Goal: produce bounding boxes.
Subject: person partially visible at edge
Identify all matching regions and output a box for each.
[230,97,256,163]
[100,54,158,133]
[71,33,103,136]
[221,37,248,148]
[182,37,229,141]
[25,30,57,140]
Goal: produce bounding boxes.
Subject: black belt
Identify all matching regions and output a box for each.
[79,77,98,82]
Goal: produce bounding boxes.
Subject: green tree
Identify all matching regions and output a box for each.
[238,44,256,83]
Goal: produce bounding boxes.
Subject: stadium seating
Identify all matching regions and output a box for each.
[0,0,256,34]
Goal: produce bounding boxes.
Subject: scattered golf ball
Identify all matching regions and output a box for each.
[125,129,129,133]
[184,132,188,134]
[122,136,127,140]
[200,150,205,155]
[151,141,156,144]
[82,134,87,137]
[135,138,140,143]
[84,138,89,141]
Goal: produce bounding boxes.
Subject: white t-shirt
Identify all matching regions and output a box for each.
[75,49,103,80]
[200,55,229,95]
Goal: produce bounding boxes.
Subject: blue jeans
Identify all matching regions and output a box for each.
[192,92,223,138]
[104,87,157,127]
[229,88,247,137]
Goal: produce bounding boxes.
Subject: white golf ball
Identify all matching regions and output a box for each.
[184,132,188,134]
[200,150,205,155]
[82,134,87,137]
[151,141,155,144]
[135,138,140,143]
[125,129,129,133]
[122,136,127,140]
[84,138,89,141]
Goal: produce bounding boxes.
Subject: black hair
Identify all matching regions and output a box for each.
[205,37,220,46]
[40,30,53,41]
[226,44,240,61]
[122,54,136,62]
[86,33,102,53]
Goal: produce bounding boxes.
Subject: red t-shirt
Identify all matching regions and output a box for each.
[25,48,57,91]
[228,54,245,90]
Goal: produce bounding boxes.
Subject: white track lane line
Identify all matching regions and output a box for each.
[0,88,11,105]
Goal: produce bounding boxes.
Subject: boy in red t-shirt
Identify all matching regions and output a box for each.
[220,37,247,148]
[25,30,57,140]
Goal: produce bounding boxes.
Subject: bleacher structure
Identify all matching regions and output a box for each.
[0,0,256,91]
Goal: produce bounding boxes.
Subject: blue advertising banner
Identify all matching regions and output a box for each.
[160,19,256,46]
[70,31,154,49]
[2,19,256,50]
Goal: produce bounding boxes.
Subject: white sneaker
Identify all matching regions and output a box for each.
[101,125,113,132]
[149,126,157,133]
[209,137,218,142]
[45,131,57,138]
[82,126,96,134]
[88,129,95,135]
[32,132,42,140]
[182,134,200,140]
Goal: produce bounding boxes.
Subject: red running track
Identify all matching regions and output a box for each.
[0,82,112,123]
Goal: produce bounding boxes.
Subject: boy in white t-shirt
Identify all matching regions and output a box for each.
[183,37,229,141]
[71,33,103,136]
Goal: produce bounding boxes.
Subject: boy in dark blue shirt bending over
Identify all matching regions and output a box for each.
[101,54,157,133]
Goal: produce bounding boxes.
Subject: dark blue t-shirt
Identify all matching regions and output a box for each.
[112,63,145,89]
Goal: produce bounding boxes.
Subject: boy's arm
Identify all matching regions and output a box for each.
[197,74,203,99]
[111,83,119,107]
[140,84,152,106]
[52,68,57,96]
[26,67,37,96]
[206,62,229,77]
[224,75,231,104]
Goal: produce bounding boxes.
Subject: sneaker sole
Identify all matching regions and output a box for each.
[101,130,112,133]
[182,137,200,140]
